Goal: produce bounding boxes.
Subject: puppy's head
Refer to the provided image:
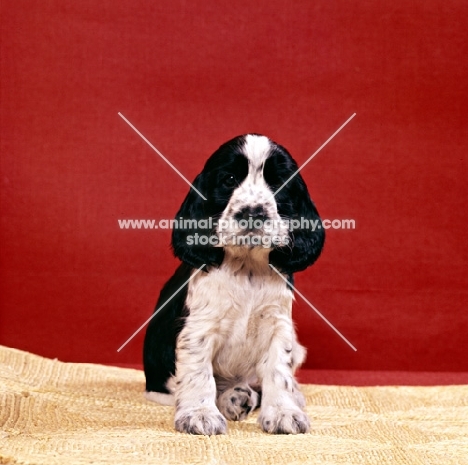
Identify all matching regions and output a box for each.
[172,134,325,273]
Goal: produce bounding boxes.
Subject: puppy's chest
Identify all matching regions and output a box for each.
[186,262,292,339]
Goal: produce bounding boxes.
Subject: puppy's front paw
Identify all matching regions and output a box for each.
[258,406,310,434]
[175,407,227,435]
[217,385,259,421]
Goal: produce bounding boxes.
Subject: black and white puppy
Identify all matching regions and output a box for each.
[143,134,325,435]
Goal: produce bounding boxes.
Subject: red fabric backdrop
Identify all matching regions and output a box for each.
[1,0,467,372]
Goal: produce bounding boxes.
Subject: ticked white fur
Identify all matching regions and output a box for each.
[161,248,308,434]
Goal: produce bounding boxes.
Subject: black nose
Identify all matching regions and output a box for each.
[234,206,268,228]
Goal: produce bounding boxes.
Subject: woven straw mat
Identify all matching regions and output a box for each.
[1,345,467,465]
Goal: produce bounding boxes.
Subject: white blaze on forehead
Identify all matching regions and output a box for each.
[243,134,272,170]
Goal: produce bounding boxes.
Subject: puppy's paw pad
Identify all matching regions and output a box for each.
[175,407,227,435]
[217,385,259,421]
[258,407,310,434]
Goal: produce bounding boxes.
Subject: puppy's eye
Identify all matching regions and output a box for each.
[223,174,237,187]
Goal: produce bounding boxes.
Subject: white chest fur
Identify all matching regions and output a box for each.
[183,249,295,379]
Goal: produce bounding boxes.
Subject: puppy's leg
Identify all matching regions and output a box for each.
[174,330,227,435]
[215,378,260,421]
[257,322,309,434]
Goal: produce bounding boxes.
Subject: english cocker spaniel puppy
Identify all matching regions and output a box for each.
[143,134,325,435]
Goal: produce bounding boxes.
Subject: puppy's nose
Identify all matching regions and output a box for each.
[234,206,268,226]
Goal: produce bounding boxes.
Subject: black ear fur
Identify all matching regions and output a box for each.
[269,175,325,274]
[171,173,224,269]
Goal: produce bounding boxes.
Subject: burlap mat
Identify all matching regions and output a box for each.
[1,346,467,465]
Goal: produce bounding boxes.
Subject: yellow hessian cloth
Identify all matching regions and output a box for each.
[1,345,467,465]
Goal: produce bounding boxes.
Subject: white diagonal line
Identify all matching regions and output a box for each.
[118,112,207,200]
[269,264,357,351]
[117,264,206,352]
[273,113,356,197]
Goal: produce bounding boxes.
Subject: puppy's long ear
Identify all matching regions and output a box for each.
[171,174,224,269]
[269,174,325,274]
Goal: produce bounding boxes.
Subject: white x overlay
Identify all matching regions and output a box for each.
[117,113,357,352]
[269,264,357,351]
[118,112,207,200]
[117,264,206,352]
[274,113,356,197]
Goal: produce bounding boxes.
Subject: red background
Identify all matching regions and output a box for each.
[1,1,467,375]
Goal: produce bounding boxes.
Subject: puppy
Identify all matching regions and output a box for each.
[143,134,324,435]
